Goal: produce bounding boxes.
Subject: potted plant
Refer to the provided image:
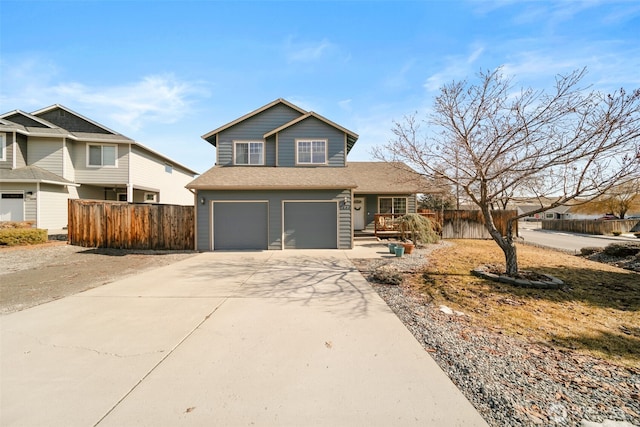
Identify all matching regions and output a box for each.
[398,213,439,254]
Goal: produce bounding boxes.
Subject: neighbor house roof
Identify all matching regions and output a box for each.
[347,162,430,194]
[187,166,357,190]
[0,165,79,186]
[0,106,199,176]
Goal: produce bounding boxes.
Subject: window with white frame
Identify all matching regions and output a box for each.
[0,133,6,161]
[378,197,407,214]
[234,141,264,165]
[144,192,157,203]
[297,140,326,164]
[87,144,117,167]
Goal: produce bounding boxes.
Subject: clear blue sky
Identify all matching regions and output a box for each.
[1,1,639,173]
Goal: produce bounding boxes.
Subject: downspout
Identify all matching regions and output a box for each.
[12,132,17,169]
[127,143,133,202]
[62,138,66,178]
[188,188,198,251]
[350,188,354,249]
[36,182,41,228]
[275,134,279,166]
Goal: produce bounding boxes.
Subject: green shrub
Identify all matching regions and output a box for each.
[0,228,48,246]
[602,242,640,257]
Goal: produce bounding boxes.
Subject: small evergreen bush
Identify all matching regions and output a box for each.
[0,228,48,246]
[603,242,640,257]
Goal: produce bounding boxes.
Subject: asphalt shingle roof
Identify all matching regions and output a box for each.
[187,161,430,193]
[0,166,77,186]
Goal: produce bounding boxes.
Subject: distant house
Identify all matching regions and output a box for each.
[187,98,428,251]
[0,105,198,230]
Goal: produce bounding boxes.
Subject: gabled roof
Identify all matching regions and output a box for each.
[187,165,357,190]
[201,98,307,143]
[0,165,79,187]
[31,104,121,135]
[264,112,359,153]
[0,110,59,128]
[347,162,429,194]
[0,105,199,175]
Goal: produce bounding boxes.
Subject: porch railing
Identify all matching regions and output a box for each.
[373,213,437,237]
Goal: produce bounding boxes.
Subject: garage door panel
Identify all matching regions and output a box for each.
[284,202,337,249]
[213,202,268,250]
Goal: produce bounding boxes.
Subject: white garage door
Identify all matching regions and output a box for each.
[0,193,25,221]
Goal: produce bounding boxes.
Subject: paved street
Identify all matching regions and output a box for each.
[519,222,638,252]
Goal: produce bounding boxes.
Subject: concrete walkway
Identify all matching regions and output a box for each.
[1,248,487,426]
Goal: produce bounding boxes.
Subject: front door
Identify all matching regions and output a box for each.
[353,197,366,230]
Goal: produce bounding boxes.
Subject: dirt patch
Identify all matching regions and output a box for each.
[0,241,196,314]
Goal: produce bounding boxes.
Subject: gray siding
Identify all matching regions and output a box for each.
[277,117,346,167]
[72,141,129,184]
[216,104,303,166]
[27,137,64,176]
[37,109,111,134]
[265,135,277,166]
[16,133,27,168]
[196,189,351,251]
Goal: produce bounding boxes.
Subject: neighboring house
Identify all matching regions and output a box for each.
[187,99,427,251]
[0,105,198,230]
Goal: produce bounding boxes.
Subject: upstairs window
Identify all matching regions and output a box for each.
[234,141,264,165]
[297,140,326,165]
[87,144,117,167]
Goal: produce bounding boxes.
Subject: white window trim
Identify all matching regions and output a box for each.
[233,140,265,165]
[295,139,328,165]
[144,192,157,203]
[378,196,408,214]
[0,133,6,162]
[86,143,118,168]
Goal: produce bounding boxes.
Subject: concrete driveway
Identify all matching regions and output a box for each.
[1,249,487,426]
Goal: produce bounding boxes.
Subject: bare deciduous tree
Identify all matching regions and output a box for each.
[572,180,640,219]
[375,68,640,275]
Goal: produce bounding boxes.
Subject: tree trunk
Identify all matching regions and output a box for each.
[480,206,520,275]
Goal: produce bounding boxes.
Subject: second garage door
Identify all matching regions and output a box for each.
[283,202,337,249]
[213,201,268,250]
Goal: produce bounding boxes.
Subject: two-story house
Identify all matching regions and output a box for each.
[0,105,198,230]
[187,99,427,251]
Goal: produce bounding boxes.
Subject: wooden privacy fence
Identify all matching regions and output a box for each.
[68,200,194,250]
[425,210,518,239]
[542,219,640,235]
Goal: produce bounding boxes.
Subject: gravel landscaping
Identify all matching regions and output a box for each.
[353,244,640,427]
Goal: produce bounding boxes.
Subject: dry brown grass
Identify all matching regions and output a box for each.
[411,240,640,368]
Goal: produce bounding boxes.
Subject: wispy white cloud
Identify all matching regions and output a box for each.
[424,45,485,92]
[0,56,209,132]
[284,37,335,63]
[50,75,206,130]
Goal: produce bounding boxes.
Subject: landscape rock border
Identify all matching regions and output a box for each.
[471,265,564,289]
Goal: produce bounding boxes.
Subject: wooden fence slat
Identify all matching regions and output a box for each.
[542,219,640,235]
[68,200,194,250]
